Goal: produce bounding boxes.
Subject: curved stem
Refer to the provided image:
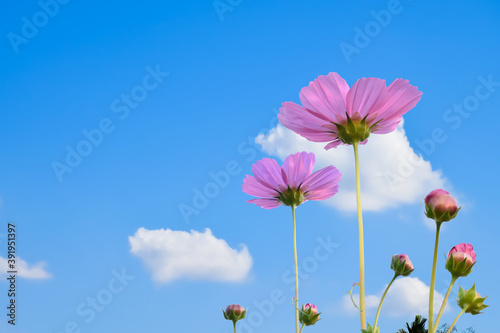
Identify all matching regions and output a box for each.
[446,309,465,333]
[428,222,442,333]
[292,205,299,333]
[299,323,305,333]
[353,142,366,330]
[433,276,458,332]
[373,275,397,330]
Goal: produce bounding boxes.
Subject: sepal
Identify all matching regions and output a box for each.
[361,322,379,333]
[332,113,380,145]
[278,186,305,207]
[445,252,475,278]
[424,202,461,223]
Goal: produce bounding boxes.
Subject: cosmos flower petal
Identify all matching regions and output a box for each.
[251,158,287,192]
[299,72,349,123]
[282,152,315,189]
[346,77,388,119]
[247,198,282,209]
[374,78,423,134]
[278,102,334,142]
[324,140,343,150]
[242,174,279,198]
[301,165,341,200]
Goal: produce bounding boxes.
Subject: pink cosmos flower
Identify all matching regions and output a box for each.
[278,72,422,149]
[242,152,341,209]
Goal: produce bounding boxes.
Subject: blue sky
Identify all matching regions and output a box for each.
[1,0,499,332]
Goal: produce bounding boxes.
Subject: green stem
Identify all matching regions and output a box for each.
[373,274,397,330]
[428,222,442,333]
[233,321,237,333]
[353,142,366,330]
[292,205,299,333]
[299,323,305,333]
[433,276,458,332]
[446,309,465,333]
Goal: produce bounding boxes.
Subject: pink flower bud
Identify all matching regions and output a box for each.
[390,254,414,277]
[299,303,320,326]
[303,303,318,314]
[424,189,459,223]
[226,304,245,316]
[223,304,246,323]
[445,243,476,277]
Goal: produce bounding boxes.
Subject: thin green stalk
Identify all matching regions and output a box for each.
[433,276,458,332]
[233,321,237,333]
[446,309,466,333]
[428,222,442,333]
[353,142,366,330]
[292,205,299,333]
[299,323,305,333]
[373,275,397,330]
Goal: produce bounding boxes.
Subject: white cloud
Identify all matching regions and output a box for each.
[129,227,252,283]
[0,256,52,279]
[256,123,446,212]
[340,277,450,317]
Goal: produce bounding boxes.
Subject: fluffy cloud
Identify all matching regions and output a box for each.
[256,123,446,212]
[340,277,450,317]
[129,228,252,283]
[0,256,52,279]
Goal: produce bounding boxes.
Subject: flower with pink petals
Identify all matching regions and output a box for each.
[278,72,422,149]
[445,243,476,277]
[242,152,341,209]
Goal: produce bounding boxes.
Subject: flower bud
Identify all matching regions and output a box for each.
[390,254,414,277]
[445,243,476,278]
[223,304,246,323]
[299,303,320,326]
[457,284,489,315]
[424,189,460,223]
